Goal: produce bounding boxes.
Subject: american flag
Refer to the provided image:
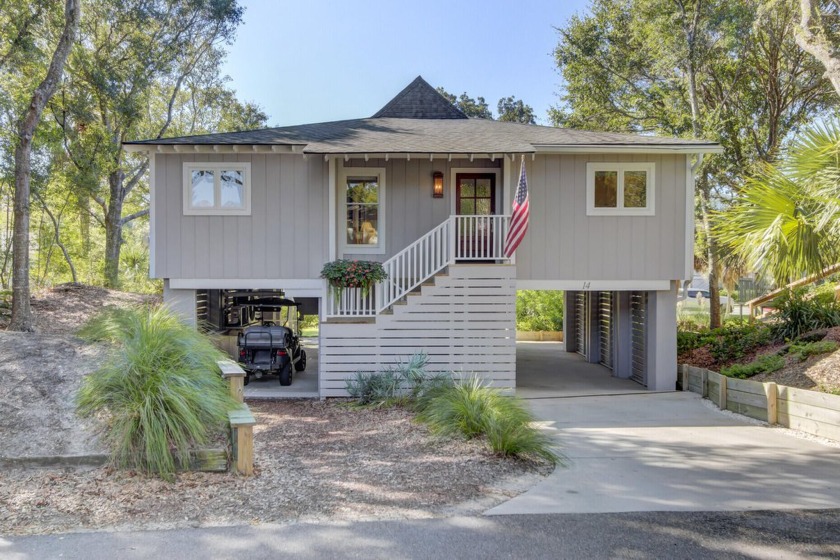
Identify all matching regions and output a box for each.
[503,157,530,257]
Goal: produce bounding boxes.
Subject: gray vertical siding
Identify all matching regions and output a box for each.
[154,152,688,283]
[340,157,500,262]
[514,153,688,282]
[154,153,327,279]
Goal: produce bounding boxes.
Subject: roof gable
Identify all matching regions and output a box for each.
[372,76,467,119]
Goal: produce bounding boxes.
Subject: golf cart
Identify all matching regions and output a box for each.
[235,297,307,386]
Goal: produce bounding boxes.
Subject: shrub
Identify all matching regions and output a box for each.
[709,324,774,362]
[415,376,559,464]
[788,340,839,362]
[721,354,785,379]
[516,290,564,331]
[77,306,237,480]
[771,288,840,341]
[345,352,448,406]
[677,331,705,355]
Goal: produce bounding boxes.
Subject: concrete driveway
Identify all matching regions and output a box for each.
[490,385,840,515]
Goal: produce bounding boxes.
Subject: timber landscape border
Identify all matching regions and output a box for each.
[680,364,840,441]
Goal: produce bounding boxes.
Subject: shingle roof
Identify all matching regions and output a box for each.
[125,78,721,153]
[371,76,467,119]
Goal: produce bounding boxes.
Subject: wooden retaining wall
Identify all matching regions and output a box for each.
[319,264,516,397]
[680,365,840,441]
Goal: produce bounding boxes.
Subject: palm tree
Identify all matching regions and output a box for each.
[716,121,840,286]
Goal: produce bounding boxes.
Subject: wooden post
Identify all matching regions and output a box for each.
[218,360,246,404]
[765,382,778,425]
[680,365,688,392]
[236,425,254,476]
[701,369,709,398]
[228,404,256,476]
[719,375,727,410]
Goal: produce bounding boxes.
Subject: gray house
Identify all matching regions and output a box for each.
[125,76,721,396]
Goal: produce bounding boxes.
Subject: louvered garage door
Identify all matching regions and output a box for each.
[575,291,588,357]
[598,291,614,370]
[630,291,647,386]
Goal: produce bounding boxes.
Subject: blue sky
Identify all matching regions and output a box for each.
[220,0,590,127]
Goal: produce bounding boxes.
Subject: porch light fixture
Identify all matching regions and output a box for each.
[432,171,444,198]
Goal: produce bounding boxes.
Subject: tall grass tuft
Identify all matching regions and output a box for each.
[415,376,560,464]
[77,305,237,480]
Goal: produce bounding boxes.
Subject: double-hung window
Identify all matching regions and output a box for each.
[586,162,655,216]
[339,167,386,254]
[183,162,251,216]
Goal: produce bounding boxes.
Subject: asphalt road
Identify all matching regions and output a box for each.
[4,510,840,560]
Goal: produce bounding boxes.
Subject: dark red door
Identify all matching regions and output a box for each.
[456,174,496,259]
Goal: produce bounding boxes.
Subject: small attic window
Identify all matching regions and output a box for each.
[183,162,251,216]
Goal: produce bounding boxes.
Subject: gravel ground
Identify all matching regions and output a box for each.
[0,400,552,536]
[0,284,552,536]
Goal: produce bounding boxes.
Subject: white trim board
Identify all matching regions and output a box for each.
[517,280,672,291]
[168,278,325,296]
[532,145,723,154]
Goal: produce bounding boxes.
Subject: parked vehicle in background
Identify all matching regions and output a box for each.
[236,298,307,386]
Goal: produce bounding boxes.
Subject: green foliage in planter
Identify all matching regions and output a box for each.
[320,259,387,296]
[771,288,840,341]
[721,354,785,379]
[788,340,839,362]
[415,376,559,464]
[516,290,564,331]
[77,306,237,480]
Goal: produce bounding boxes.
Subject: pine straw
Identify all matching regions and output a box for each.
[0,400,552,536]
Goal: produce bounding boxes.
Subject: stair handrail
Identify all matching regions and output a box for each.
[376,217,453,313]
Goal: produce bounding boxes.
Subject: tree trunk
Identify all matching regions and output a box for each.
[103,169,125,288]
[796,0,840,97]
[697,177,722,329]
[8,0,80,331]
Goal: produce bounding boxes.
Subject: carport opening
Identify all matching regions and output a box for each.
[516,289,650,394]
[196,289,320,397]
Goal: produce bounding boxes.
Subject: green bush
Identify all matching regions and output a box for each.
[788,340,839,362]
[77,306,237,480]
[345,352,449,406]
[415,376,559,464]
[516,290,564,331]
[678,323,773,362]
[771,288,840,341]
[721,354,785,379]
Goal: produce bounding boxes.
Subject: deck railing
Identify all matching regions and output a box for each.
[325,214,511,318]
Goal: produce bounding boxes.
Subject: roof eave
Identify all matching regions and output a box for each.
[532,144,723,154]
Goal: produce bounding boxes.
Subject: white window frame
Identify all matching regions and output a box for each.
[338,167,386,255]
[183,162,251,216]
[586,162,655,216]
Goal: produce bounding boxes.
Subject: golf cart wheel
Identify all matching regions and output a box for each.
[294,349,307,372]
[279,362,292,386]
[243,374,250,386]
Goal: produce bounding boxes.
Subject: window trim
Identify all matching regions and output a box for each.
[183,162,251,216]
[338,167,386,255]
[586,162,655,216]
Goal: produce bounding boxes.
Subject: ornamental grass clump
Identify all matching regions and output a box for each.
[415,376,559,464]
[77,306,237,480]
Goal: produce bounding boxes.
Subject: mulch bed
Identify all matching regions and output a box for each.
[0,400,552,535]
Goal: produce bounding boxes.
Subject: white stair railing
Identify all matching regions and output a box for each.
[453,215,510,261]
[377,218,452,312]
[325,215,511,317]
